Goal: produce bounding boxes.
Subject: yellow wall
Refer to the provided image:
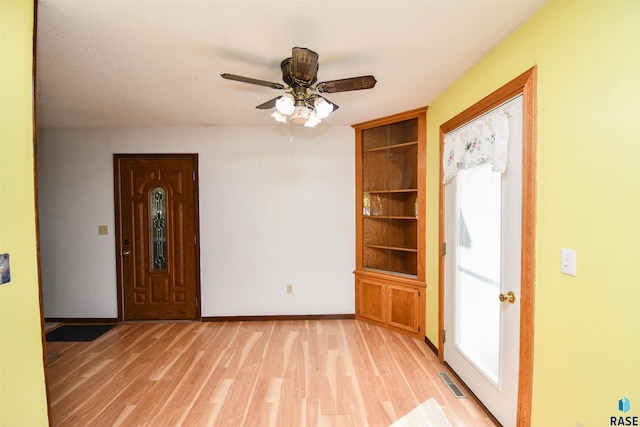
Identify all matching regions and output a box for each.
[0,0,50,425]
[426,0,640,425]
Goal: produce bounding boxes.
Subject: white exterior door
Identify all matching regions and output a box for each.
[444,95,523,427]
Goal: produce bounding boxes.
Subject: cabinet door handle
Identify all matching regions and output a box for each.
[381,285,385,293]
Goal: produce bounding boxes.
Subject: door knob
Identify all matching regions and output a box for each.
[499,291,516,304]
[121,250,132,256]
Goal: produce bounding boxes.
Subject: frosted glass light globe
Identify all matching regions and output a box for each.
[314,97,333,120]
[271,111,287,123]
[275,93,295,115]
[304,111,321,127]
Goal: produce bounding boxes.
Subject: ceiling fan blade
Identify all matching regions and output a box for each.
[221,73,285,90]
[316,75,377,93]
[292,47,319,85]
[255,97,281,110]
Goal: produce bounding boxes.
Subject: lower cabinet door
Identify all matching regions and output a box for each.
[356,274,425,338]
[356,277,386,323]
[387,282,421,334]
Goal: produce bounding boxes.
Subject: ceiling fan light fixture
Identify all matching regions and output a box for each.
[314,97,333,120]
[290,105,311,125]
[271,111,288,123]
[272,100,327,126]
[275,93,295,115]
[304,111,321,128]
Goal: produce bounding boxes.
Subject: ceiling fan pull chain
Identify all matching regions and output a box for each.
[289,120,294,143]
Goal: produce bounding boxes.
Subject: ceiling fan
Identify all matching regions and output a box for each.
[221,47,377,127]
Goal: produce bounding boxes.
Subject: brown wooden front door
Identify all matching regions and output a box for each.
[114,154,200,320]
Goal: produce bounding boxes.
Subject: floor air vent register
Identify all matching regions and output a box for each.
[438,372,466,398]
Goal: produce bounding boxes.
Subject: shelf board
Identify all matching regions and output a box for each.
[364,244,418,253]
[363,215,417,220]
[361,267,419,280]
[364,189,418,194]
[363,141,418,153]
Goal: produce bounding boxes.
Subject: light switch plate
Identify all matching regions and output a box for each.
[561,248,577,276]
[98,225,109,235]
[0,253,10,284]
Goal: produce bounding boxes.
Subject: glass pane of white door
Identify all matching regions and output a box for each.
[455,164,502,384]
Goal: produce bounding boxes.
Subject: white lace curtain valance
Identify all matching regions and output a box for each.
[442,107,511,184]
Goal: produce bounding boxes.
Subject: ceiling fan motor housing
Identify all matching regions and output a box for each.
[280,57,318,87]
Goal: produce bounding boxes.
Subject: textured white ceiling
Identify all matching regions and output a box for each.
[35,0,548,128]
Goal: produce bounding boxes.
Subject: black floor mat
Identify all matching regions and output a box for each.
[45,324,116,342]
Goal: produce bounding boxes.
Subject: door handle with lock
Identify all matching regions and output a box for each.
[121,250,132,257]
[499,291,516,304]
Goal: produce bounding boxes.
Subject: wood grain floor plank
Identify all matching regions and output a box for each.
[46,319,497,426]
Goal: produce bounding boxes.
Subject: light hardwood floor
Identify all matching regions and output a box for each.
[46,320,496,426]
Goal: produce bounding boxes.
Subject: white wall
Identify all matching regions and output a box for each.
[37,125,355,318]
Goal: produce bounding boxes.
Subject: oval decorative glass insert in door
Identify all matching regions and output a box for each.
[150,187,167,270]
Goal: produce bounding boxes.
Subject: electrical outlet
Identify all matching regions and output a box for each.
[286,284,293,294]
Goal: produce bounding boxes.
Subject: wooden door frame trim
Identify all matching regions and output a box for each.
[113,153,202,322]
[437,67,537,427]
